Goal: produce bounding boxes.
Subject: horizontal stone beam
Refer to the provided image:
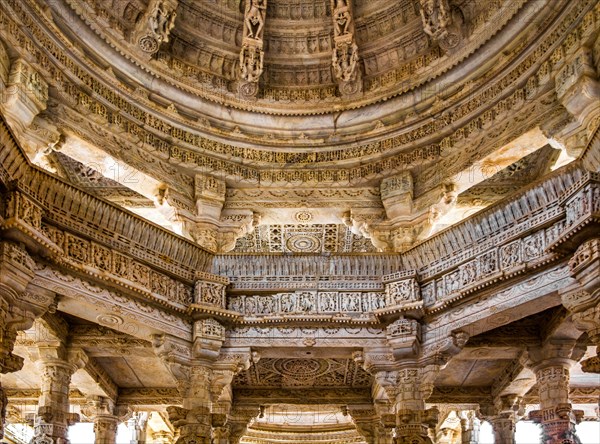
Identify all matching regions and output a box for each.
[233,388,372,405]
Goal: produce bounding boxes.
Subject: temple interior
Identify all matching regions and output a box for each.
[0,0,599,443]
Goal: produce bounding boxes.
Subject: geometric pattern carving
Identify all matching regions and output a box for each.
[233,224,377,253]
[49,152,153,207]
[233,358,373,389]
[458,145,560,207]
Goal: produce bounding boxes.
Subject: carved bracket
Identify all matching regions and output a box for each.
[134,0,179,55]
[330,0,362,96]
[238,0,267,98]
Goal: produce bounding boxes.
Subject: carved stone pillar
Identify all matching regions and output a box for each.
[527,342,583,444]
[562,238,600,373]
[82,396,119,444]
[0,242,52,439]
[393,367,438,444]
[127,412,148,444]
[211,425,229,444]
[459,411,479,444]
[165,364,213,444]
[31,349,87,444]
[490,415,515,444]
[0,242,36,374]
[347,406,385,444]
[485,395,522,444]
[227,406,259,444]
[0,388,6,440]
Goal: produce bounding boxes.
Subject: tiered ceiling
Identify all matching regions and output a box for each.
[0,0,591,253]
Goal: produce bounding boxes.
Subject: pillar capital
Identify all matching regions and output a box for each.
[32,357,82,444]
[227,405,260,444]
[347,405,391,444]
[459,411,480,444]
[483,395,523,444]
[527,362,584,444]
[81,397,119,444]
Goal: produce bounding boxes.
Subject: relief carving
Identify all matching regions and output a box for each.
[330,0,362,96]
[239,0,267,98]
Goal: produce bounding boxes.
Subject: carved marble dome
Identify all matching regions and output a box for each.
[0,0,599,443]
[3,0,595,254]
[72,0,494,114]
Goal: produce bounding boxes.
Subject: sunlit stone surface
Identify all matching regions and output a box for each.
[0,1,599,443]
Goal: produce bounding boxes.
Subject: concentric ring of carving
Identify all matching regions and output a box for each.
[286,234,321,253]
[275,358,327,378]
[59,0,528,115]
[233,358,373,388]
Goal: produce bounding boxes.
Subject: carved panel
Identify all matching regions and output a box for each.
[227,290,385,317]
[233,224,377,253]
[233,358,372,388]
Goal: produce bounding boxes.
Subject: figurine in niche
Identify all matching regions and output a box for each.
[149,1,177,42]
[419,0,451,38]
[333,9,352,36]
[281,293,296,312]
[229,297,242,313]
[245,296,257,314]
[299,293,314,312]
[245,0,266,39]
[240,46,264,82]
[332,43,358,82]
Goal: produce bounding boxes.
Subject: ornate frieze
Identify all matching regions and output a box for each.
[426,265,572,342]
[116,387,182,406]
[549,172,600,251]
[225,326,386,349]
[41,223,193,310]
[1,190,56,256]
[3,0,595,178]
[33,264,192,339]
[233,357,372,389]
[227,291,385,318]
[384,276,421,308]
[234,223,378,254]
[194,280,227,309]
[55,0,534,114]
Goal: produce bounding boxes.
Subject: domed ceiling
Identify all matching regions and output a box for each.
[75,0,500,115]
[0,0,595,252]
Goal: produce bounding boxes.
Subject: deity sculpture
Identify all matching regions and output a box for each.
[419,0,452,39]
[148,1,177,43]
[240,45,264,83]
[245,0,266,39]
[332,43,358,82]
